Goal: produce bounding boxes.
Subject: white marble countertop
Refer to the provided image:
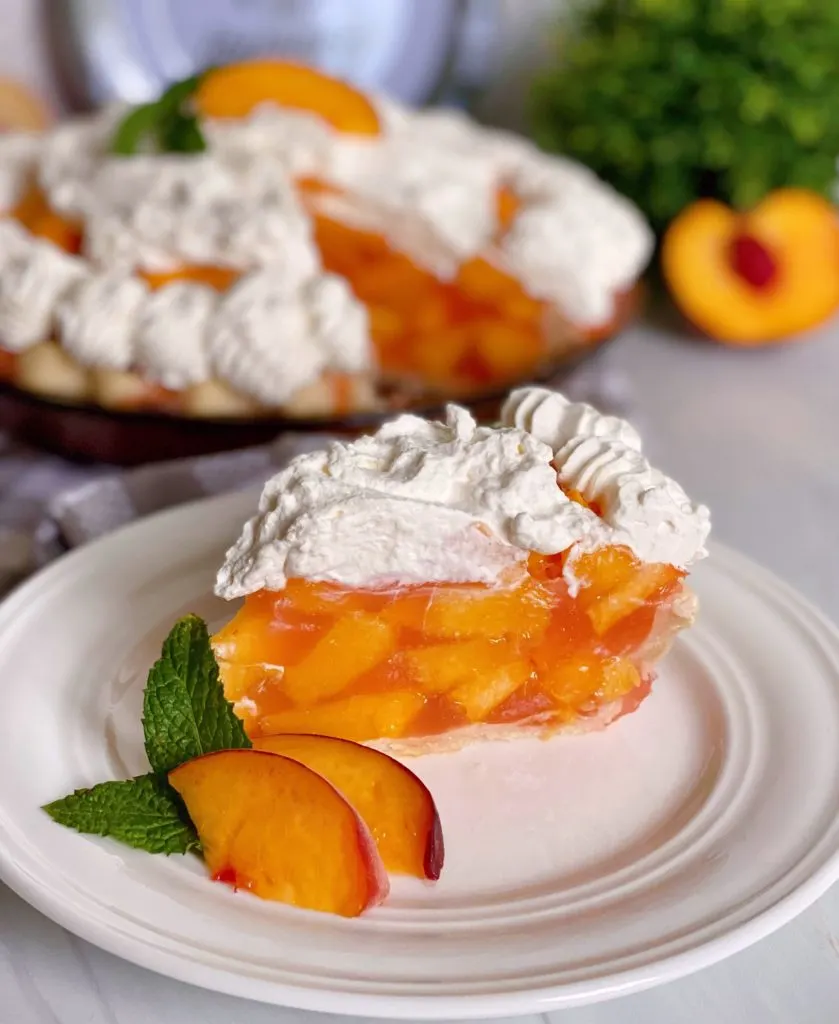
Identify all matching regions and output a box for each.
[2,316,839,1024]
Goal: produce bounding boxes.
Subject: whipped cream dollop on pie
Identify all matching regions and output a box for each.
[217,386,709,598]
[0,64,654,418]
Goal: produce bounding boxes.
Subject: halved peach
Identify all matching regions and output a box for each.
[662,189,839,344]
[196,60,381,135]
[168,749,388,916]
[253,734,443,879]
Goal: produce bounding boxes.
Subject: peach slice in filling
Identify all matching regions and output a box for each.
[213,543,690,745]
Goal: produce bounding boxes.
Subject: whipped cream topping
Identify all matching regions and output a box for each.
[324,135,499,276]
[56,273,148,370]
[207,269,372,405]
[216,387,710,599]
[0,220,86,351]
[497,157,654,325]
[304,274,371,374]
[0,83,654,392]
[81,154,320,276]
[38,107,127,217]
[205,105,335,180]
[134,282,217,389]
[502,388,710,569]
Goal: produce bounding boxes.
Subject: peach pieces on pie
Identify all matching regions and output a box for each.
[212,545,686,749]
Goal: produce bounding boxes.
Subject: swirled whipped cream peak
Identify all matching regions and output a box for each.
[215,387,710,600]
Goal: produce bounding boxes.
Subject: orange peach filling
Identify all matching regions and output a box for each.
[212,545,687,744]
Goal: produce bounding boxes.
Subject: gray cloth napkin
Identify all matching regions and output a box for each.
[0,362,633,593]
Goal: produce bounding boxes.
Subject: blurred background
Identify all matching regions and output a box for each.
[0,0,560,122]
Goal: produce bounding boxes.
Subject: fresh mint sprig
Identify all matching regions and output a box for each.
[142,614,251,776]
[43,613,250,854]
[111,73,208,156]
[44,774,200,855]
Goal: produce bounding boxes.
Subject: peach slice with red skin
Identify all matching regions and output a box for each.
[196,60,381,135]
[662,188,839,344]
[168,749,388,917]
[253,734,443,879]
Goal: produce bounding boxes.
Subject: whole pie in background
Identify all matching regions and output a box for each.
[0,61,653,421]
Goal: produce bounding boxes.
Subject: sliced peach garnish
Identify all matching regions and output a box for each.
[282,613,396,705]
[257,691,426,743]
[662,189,839,344]
[196,60,381,135]
[253,734,443,879]
[168,749,388,916]
[140,265,240,292]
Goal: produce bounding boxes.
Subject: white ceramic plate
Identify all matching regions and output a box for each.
[1,491,839,1020]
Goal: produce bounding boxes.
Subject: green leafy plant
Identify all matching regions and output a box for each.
[44,614,251,854]
[530,0,839,233]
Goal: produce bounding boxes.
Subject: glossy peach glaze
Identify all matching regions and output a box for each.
[213,544,686,744]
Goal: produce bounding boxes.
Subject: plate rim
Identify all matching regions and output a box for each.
[1,491,839,1019]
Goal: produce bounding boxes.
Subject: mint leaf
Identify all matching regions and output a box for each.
[158,111,207,153]
[142,614,251,775]
[111,103,162,155]
[111,71,206,156]
[43,774,199,855]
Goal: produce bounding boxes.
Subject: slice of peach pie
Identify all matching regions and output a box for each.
[212,386,710,753]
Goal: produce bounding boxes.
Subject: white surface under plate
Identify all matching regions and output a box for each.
[0,490,838,1020]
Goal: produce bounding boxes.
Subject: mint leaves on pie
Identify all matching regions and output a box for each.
[143,614,251,775]
[111,74,208,156]
[44,774,200,855]
[43,613,250,854]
